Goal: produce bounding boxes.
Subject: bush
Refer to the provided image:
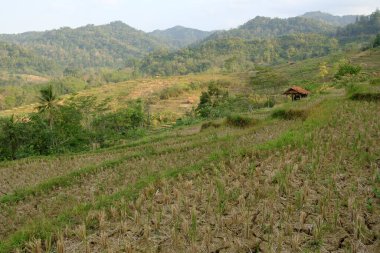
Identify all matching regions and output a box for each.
[272,109,309,120]
[225,114,256,128]
[350,93,380,101]
[196,83,228,118]
[201,121,221,130]
[335,63,361,79]
[159,86,185,100]
[92,100,145,142]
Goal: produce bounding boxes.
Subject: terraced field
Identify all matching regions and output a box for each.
[1,49,380,252]
[0,86,379,252]
[0,73,247,119]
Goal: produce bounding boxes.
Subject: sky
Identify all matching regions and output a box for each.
[0,0,378,34]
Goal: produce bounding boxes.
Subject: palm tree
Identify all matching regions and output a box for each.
[36,85,57,128]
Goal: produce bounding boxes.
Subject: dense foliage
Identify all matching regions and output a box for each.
[334,62,362,79]
[0,42,56,74]
[196,82,229,118]
[0,88,147,160]
[0,21,165,69]
[206,16,336,41]
[139,34,339,76]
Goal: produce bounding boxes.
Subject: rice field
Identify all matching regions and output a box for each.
[0,85,379,252]
[0,49,379,252]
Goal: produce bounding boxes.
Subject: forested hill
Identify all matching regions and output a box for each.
[0,21,165,69]
[206,16,336,41]
[138,11,380,76]
[0,11,377,75]
[300,11,358,26]
[137,15,342,76]
[138,34,339,76]
[0,42,57,74]
[149,26,213,49]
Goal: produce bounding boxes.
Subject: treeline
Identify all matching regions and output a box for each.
[0,86,146,160]
[207,16,336,41]
[337,10,380,37]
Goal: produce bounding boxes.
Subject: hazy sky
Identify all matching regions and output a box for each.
[0,0,378,34]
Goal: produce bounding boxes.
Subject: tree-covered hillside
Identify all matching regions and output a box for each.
[149,26,213,49]
[0,21,166,69]
[0,11,378,78]
[206,16,336,41]
[301,11,357,26]
[138,34,339,76]
[0,42,56,74]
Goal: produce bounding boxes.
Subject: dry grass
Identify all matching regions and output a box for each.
[0,72,248,119]
[48,99,379,253]
[0,119,292,240]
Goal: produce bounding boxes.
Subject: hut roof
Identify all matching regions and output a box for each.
[283,86,310,95]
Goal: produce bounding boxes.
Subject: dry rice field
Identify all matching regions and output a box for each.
[0,87,379,253]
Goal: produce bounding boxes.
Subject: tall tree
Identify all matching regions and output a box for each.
[36,85,58,128]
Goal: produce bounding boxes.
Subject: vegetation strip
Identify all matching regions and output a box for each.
[0,99,337,252]
[0,129,193,170]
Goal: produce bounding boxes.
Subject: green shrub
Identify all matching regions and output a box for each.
[159,86,185,100]
[225,114,256,128]
[92,100,145,142]
[196,84,228,118]
[272,109,309,120]
[335,63,361,79]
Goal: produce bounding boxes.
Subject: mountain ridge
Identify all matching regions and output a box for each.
[300,11,358,26]
[149,26,214,49]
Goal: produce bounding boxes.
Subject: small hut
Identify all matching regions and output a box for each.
[283,86,310,101]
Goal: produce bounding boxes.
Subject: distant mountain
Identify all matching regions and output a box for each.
[336,10,380,39]
[0,21,166,69]
[149,26,213,49]
[301,11,358,27]
[0,42,56,74]
[206,16,336,41]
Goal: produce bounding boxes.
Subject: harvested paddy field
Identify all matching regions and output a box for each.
[0,90,379,252]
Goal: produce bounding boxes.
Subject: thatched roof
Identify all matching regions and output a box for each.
[283,86,310,95]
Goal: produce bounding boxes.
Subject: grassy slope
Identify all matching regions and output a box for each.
[0,73,247,120]
[1,48,378,119]
[0,50,379,252]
